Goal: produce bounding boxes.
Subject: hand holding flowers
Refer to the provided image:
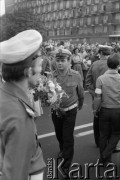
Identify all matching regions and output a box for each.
[33,74,69,116]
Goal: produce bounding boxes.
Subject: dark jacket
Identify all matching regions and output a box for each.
[86,57,108,96]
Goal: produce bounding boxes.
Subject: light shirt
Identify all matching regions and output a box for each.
[53,69,84,108]
[95,69,120,108]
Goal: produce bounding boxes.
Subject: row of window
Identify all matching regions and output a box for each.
[14,0,110,12]
[13,1,120,17]
[39,6,107,22]
[43,14,120,29]
[14,0,57,4]
[44,14,120,27]
[14,0,112,6]
[47,25,111,36]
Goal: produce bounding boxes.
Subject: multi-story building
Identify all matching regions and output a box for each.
[5,0,120,43]
[5,0,14,14]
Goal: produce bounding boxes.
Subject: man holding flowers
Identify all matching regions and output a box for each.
[51,48,84,178]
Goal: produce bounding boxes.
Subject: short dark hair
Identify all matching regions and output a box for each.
[2,52,37,82]
[72,48,79,54]
[98,47,112,56]
[107,53,120,69]
[59,41,64,46]
[114,46,120,53]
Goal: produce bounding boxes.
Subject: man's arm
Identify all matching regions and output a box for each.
[93,94,102,116]
[76,74,84,110]
[85,64,95,97]
[93,78,102,116]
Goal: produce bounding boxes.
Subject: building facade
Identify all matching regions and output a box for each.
[5,0,120,43]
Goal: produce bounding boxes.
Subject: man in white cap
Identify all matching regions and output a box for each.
[86,45,112,148]
[0,30,46,180]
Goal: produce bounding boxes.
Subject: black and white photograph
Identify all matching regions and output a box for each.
[0,0,120,180]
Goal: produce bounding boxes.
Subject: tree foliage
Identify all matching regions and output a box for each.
[0,8,47,42]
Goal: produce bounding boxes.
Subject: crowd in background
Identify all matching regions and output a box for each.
[1,29,120,180]
[1,39,120,88]
[38,40,120,89]
[35,39,120,167]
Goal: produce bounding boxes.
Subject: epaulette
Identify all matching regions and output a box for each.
[19,99,35,118]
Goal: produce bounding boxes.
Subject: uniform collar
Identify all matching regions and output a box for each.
[105,69,119,74]
[0,82,34,110]
[53,68,72,77]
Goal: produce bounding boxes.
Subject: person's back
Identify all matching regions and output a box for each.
[85,45,112,147]
[86,45,112,93]
[91,58,108,89]
[94,53,120,163]
[96,70,120,108]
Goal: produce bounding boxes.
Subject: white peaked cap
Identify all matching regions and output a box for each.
[98,45,113,49]
[0,29,42,64]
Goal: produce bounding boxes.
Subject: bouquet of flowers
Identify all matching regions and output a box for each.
[33,73,69,116]
[45,76,69,116]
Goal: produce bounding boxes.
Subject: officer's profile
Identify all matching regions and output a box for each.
[0,29,46,180]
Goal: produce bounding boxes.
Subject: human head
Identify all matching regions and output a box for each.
[45,45,53,55]
[85,55,89,60]
[54,48,72,71]
[107,53,120,69]
[28,55,43,88]
[114,46,120,54]
[59,41,64,46]
[98,45,112,56]
[72,48,79,54]
[0,29,43,87]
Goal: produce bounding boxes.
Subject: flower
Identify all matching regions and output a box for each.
[46,78,68,107]
[48,80,55,92]
[55,83,62,92]
[32,74,69,115]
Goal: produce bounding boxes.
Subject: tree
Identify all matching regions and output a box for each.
[0,8,47,42]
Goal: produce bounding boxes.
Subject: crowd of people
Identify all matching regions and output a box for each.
[38,39,120,88]
[0,29,120,180]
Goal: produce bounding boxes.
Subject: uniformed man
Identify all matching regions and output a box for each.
[85,45,112,147]
[93,53,120,164]
[51,48,84,178]
[0,30,46,180]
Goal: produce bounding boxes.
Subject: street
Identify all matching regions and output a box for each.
[35,92,120,180]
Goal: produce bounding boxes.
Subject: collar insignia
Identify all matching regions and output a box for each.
[26,107,35,117]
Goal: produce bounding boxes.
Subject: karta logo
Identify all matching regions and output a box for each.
[47,158,120,179]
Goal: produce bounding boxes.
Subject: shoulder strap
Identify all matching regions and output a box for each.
[19,99,36,118]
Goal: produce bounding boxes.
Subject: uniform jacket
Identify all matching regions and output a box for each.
[53,68,84,108]
[0,82,46,180]
[85,57,108,96]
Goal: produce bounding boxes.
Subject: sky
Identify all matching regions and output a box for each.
[0,0,5,16]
